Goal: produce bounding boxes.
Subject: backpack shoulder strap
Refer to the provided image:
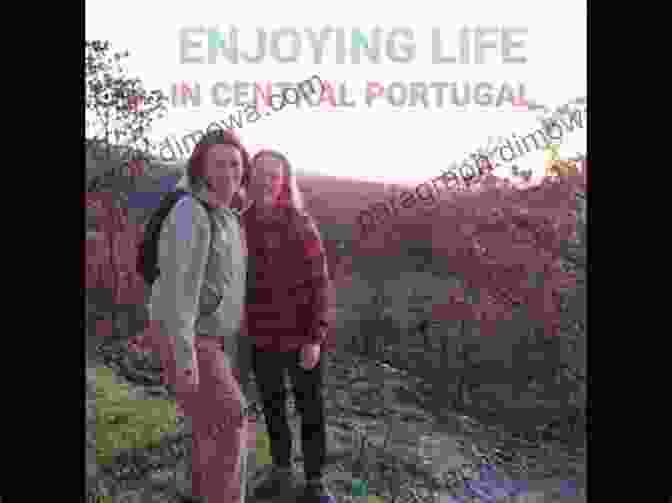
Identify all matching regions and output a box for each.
[190,195,216,246]
[145,189,187,234]
[186,195,220,318]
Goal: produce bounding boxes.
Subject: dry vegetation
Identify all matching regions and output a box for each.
[86,144,586,502]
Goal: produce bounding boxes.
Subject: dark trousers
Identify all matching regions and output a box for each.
[251,345,327,481]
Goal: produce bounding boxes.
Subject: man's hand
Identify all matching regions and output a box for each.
[173,346,199,413]
[299,343,321,370]
[174,370,198,423]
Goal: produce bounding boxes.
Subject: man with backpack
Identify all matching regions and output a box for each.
[134,129,252,503]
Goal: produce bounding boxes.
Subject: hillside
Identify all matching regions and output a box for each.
[87,329,586,503]
[86,150,586,502]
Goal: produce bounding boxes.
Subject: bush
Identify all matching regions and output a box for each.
[91,365,179,467]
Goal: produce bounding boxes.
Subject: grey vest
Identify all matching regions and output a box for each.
[194,203,247,340]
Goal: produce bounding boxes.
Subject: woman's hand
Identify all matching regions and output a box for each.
[299,343,321,370]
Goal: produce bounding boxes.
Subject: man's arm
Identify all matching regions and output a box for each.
[156,197,211,383]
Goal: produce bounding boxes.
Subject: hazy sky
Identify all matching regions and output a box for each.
[85,0,586,185]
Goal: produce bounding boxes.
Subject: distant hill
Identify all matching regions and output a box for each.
[85,138,392,244]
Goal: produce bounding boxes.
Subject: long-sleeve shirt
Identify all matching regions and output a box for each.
[148,188,247,376]
[243,204,334,352]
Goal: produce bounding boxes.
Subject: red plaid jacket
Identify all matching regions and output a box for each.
[242,204,334,352]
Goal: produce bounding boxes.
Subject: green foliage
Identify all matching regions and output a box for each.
[85,40,169,162]
[545,143,561,162]
[91,365,179,467]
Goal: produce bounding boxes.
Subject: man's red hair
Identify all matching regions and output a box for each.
[186,129,252,190]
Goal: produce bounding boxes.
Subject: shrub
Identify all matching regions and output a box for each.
[91,365,179,467]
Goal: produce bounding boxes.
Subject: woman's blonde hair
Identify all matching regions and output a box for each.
[250,149,305,211]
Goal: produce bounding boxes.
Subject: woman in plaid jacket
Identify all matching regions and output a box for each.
[242,149,335,503]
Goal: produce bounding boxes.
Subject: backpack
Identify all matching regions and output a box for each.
[136,189,216,286]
